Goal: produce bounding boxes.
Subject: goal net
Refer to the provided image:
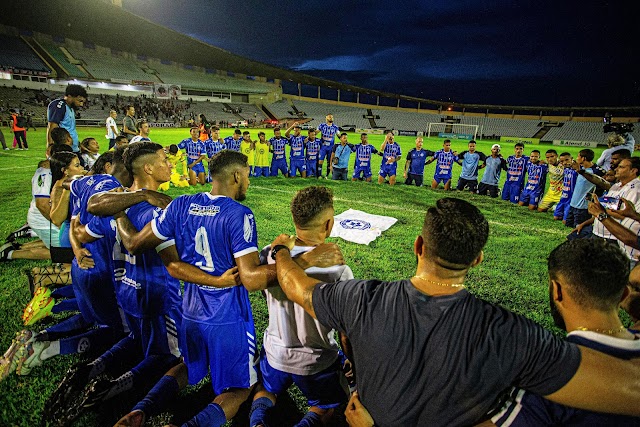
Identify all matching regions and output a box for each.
[426,123,479,141]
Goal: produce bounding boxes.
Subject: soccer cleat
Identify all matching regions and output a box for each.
[0,242,13,261]
[15,339,49,376]
[114,409,146,427]
[43,362,94,422]
[79,377,114,409]
[0,330,33,380]
[6,223,32,242]
[23,286,55,326]
[24,269,36,296]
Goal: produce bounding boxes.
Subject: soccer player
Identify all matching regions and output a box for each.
[566,149,605,239]
[240,130,256,176]
[47,84,87,154]
[106,109,119,149]
[158,145,190,191]
[317,114,340,178]
[269,127,288,177]
[502,142,529,203]
[130,120,151,143]
[224,128,243,152]
[122,105,139,142]
[330,133,356,181]
[204,125,224,159]
[426,139,458,190]
[553,153,577,222]
[404,136,433,187]
[249,186,351,426]
[305,128,321,178]
[473,144,506,195]
[493,239,640,426]
[518,150,548,210]
[352,133,381,182]
[110,150,337,427]
[253,131,270,177]
[538,149,564,213]
[178,127,207,186]
[455,140,486,192]
[285,123,307,178]
[377,131,402,185]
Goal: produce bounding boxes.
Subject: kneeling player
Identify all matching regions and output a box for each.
[178,127,207,186]
[158,145,190,191]
[377,131,401,185]
[427,139,458,190]
[352,133,381,182]
[537,149,563,213]
[305,129,321,178]
[253,132,270,177]
[518,150,548,210]
[455,140,486,192]
[269,128,288,177]
[404,136,431,186]
[285,123,307,178]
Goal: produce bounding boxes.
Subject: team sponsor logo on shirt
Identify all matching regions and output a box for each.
[188,203,221,217]
[340,219,371,230]
[94,180,110,192]
[244,214,255,242]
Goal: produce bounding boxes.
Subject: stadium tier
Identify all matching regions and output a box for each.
[64,45,160,83]
[374,109,443,131]
[0,34,50,74]
[33,38,88,79]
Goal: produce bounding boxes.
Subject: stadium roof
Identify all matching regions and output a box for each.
[2,0,639,114]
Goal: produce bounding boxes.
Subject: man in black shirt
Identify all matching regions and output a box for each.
[270,198,640,427]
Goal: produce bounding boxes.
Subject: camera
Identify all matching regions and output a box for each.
[603,114,634,134]
[598,196,622,210]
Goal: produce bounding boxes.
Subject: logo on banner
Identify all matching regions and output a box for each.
[340,219,371,230]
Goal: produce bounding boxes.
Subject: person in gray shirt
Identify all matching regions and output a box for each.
[478,143,508,198]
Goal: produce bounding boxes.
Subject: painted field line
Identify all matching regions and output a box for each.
[0,165,38,171]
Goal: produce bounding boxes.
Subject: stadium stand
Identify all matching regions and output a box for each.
[0,34,50,74]
[374,109,444,132]
[291,100,370,129]
[32,37,88,79]
[458,116,542,139]
[65,45,159,83]
[541,121,605,143]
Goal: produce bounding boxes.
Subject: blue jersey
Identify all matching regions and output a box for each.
[506,155,529,183]
[480,156,507,185]
[433,150,458,177]
[382,142,402,163]
[288,135,306,161]
[270,137,288,161]
[523,162,548,192]
[317,123,340,147]
[118,202,181,317]
[85,215,126,295]
[48,98,79,152]
[70,174,122,276]
[204,138,224,158]
[493,330,640,427]
[178,138,206,162]
[458,151,486,180]
[560,168,578,200]
[224,136,242,152]
[354,144,379,168]
[306,139,321,161]
[407,148,432,175]
[151,193,258,325]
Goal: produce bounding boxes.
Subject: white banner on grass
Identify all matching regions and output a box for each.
[330,209,397,245]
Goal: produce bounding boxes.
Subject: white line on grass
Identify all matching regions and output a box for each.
[0,165,38,171]
[250,185,566,236]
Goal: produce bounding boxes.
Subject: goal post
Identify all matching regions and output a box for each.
[426,123,479,141]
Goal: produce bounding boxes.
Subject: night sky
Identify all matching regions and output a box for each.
[122,0,639,107]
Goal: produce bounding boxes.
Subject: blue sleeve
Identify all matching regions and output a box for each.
[177,140,186,149]
[228,206,258,258]
[406,149,414,160]
[152,198,178,241]
[48,100,66,124]
[492,389,558,426]
[85,215,106,239]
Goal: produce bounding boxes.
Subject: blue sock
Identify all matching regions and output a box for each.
[44,313,90,337]
[249,396,274,427]
[52,298,78,313]
[295,411,323,427]
[93,334,142,376]
[128,354,179,390]
[58,327,115,355]
[182,403,226,427]
[51,285,75,299]
[133,374,180,417]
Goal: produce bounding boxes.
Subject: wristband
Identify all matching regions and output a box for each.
[271,245,291,260]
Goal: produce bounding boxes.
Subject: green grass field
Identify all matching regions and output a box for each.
[0,126,615,426]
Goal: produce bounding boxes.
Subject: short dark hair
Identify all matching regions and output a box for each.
[578,149,595,162]
[361,133,367,137]
[242,131,250,136]
[468,140,476,144]
[515,142,525,148]
[50,127,71,145]
[443,139,451,144]
[627,157,640,176]
[531,149,540,154]
[290,186,334,227]
[234,129,242,135]
[548,239,629,311]
[127,104,135,111]
[258,131,265,137]
[49,143,73,156]
[339,132,347,138]
[169,144,179,155]
[115,135,128,144]
[65,84,87,98]
[123,142,164,174]
[208,150,248,179]
[546,149,557,155]
[422,198,488,268]
[613,149,632,159]
[91,151,115,175]
[559,152,571,157]
[80,137,96,150]
[112,145,128,165]
[273,127,281,132]
[308,128,316,133]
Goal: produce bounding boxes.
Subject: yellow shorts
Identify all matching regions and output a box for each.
[158,173,190,191]
[538,190,562,210]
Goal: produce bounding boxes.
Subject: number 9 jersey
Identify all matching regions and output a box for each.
[151,193,259,325]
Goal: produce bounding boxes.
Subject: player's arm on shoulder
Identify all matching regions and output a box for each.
[544,345,640,417]
[69,216,95,269]
[88,189,172,216]
[160,245,240,288]
[114,211,163,255]
[236,250,277,292]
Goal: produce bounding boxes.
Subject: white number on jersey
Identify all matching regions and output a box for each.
[195,226,214,272]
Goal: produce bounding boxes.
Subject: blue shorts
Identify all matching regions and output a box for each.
[180,318,258,394]
[306,160,318,177]
[124,305,182,358]
[502,180,523,203]
[353,166,372,179]
[59,220,71,248]
[71,264,124,332]
[259,349,347,409]
[379,163,398,178]
[190,163,205,175]
[319,145,334,162]
[554,198,571,219]
[270,159,288,177]
[289,159,307,176]
[433,174,452,184]
[253,166,269,177]
[519,188,543,206]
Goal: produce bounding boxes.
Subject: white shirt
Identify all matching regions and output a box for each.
[106,116,118,139]
[262,245,354,376]
[27,167,58,232]
[593,177,640,239]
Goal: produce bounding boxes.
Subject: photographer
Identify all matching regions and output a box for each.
[597,130,635,171]
[589,195,640,268]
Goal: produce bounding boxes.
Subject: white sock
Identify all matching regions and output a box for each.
[7,250,14,260]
